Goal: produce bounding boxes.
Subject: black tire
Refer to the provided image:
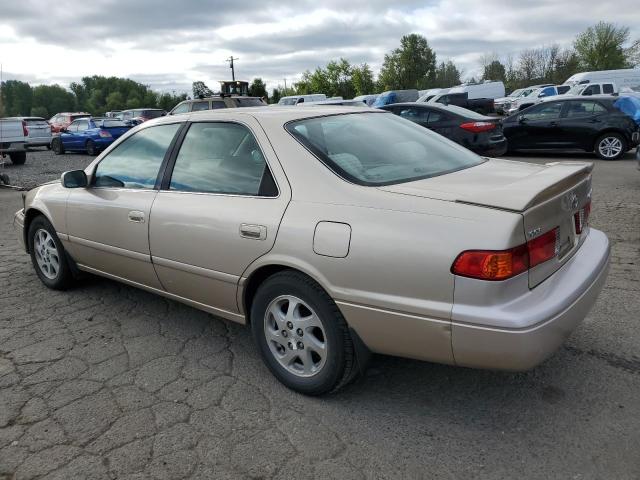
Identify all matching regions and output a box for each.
[52,138,64,155]
[46,144,51,150]
[27,216,73,290]
[251,270,358,395]
[594,132,626,161]
[8,152,26,165]
[86,139,97,156]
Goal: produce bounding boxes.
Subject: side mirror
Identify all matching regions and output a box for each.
[59,127,67,133]
[61,170,88,188]
[518,114,527,123]
[538,93,547,98]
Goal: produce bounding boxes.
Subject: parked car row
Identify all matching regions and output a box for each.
[52,117,132,155]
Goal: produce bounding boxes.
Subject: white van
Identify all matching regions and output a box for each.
[278,94,326,106]
[447,81,505,100]
[564,69,640,90]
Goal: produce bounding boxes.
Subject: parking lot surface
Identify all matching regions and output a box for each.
[1,149,639,479]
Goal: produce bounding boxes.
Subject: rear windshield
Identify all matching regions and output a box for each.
[24,118,47,125]
[440,105,489,119]
[141,110,165,118]
[71,114,90,121]
[286,112,484,186]
[99,120,128,127]
[235,97,266,107]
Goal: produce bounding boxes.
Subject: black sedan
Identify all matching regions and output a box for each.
[502,96,640,160]
[381,103,507,156]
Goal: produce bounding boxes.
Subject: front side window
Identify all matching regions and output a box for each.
[286,112,484,186]
[523,102,563,120]
[602,84,614,94]
[93,123,181,189]
[169,122,276,196]
[584,85,601,95]
[76,120,89,131]
[211,101,226,110]
[398,107,429,122]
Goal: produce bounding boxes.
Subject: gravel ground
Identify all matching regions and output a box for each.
[0,150,639,479]
[0,148,96,191]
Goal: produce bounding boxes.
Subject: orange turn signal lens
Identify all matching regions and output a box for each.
[451,245,529,281]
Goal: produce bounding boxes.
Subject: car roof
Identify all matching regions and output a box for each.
[149,105,380,125]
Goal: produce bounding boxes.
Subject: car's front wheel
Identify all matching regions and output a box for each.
[595,133,626,160]
[52,138,64,155]
[251,270,358,395]
[28,216,73,290]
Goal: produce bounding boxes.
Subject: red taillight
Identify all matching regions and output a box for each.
[22,121,28,136]
[528,227,559,268]
[574,201,591,234]
[452,245,529,281]
[98,130,112,138]
[459,121,496,133]
[452,227,559,281]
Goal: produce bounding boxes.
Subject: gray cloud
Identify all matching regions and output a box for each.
[1,0,639,93]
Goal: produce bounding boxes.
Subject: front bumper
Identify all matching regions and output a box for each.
[451,228,610,371]
[14,208,26,251]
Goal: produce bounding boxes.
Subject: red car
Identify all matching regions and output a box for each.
[48,112,91,134]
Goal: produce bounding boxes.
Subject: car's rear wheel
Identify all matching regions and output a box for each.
[251,270,358,395]
[8,152,26,165]
[595,133,626,160]
[28,216,73,290]
[86,140,97,156]
[52,138,64,155]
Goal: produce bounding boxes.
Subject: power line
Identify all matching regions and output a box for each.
[226,56,239,81]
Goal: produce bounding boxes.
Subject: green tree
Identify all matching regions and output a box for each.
[270,87,282,104]
[248,78,268,99]
[574,22,631,70]
[435,61,462,87]
[482,60,506,82]
[379,34,437,90]
[351,63,375,96]
[30,106,49,118]
[32,84,76,118]
[192,81,214,98]
[105,91,125,111]
[0,80,33,116]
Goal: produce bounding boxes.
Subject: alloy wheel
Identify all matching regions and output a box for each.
[33,228,60,280]
[598,136,623,159]
[263,295,327,377]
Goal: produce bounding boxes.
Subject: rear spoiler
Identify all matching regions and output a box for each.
[456,162,593,212]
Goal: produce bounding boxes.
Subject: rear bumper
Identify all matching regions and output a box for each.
[26,137,51,147]
[0,142,26,153]
[451,228,610,371]
[472,138,508,157]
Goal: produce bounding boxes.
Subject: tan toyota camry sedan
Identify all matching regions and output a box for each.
[13,107,610,395]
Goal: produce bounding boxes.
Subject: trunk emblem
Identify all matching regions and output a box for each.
[562,192,579,212]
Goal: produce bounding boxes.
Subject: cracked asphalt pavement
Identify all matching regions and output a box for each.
[0,150,639,479]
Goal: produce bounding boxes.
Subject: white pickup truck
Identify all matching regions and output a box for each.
[0,118,27,164]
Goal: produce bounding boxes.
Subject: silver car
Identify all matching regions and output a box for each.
[11,116,52,148]
[13,107,610,395]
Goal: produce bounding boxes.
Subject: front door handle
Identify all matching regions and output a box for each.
[240,224,267,240]
[549,121,558,127]
[128,210,145,223]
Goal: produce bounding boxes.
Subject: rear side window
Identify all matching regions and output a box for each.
[211,101,226,110]
[172,103,190,114]
[169,122,276,196]
[584,85,601,95]
[235,98,265,107]
[94,123,181,189]
[398,107,429,122]
[286,112,483,186]
[191,102,210,112]
[523,102,563,120]
[602,84,614,94]
[565,101,607,118]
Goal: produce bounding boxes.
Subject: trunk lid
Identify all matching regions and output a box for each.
[102,126,130,139]
[0,119,25,142]
[379,159,593,287]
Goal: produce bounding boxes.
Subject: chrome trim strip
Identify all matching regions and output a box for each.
[152,256,239,284]
[76,263,245,323]
[334,300,451,326]
[68,235,150,263]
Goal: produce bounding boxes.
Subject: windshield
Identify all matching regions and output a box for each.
[509,89,524,98]
[286,112,484,186]
[278,98,298,105]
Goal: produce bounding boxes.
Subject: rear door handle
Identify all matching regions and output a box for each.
[549,122,558,127]
[240,224,267,240]
[128,210,145,223]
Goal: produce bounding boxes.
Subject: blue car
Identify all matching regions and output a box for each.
[51,117,131,156]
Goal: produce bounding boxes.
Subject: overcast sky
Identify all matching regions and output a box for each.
[1,0,639,94]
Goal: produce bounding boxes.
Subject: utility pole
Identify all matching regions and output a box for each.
[283,78,287,96]
[226,56,239,81]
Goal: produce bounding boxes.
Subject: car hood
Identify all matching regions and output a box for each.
[377,159,593,212]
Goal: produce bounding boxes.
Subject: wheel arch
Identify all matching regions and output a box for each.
[23,208,50,253]
[239,261,335,325]
[592,129,628,152]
